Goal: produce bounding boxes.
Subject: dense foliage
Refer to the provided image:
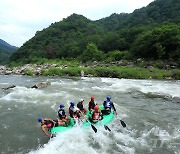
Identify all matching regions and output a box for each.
[130,24,180,60]
[9,0,180,66]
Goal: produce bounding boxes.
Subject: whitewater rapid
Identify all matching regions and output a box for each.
[0,75,179,154]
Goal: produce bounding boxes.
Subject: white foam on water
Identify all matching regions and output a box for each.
[51,81,61,86]
[100,78,180,98]
[1,76,179,153]
[81,77,98,82]
[29,127,100,154]
[0,86,69,104]
[138,125,180,152]
[0,86,42,102]
[0,83,9,85]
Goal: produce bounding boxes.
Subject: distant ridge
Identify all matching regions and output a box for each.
[0,39,18,52]
[0,39,18,64]
[9,0,180,64]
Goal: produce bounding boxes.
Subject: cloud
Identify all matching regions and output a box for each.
[0,0,154,47]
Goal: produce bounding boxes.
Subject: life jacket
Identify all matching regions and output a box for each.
[69,106,80,118]
[92,111,100,120]
[88,100,96,110]
[43,120,53,128]
[58,108,66,119]
[77,102,83,110]
[69,106,76,112]
[104,100,112,109]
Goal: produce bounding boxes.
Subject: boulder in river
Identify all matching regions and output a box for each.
[2,85,16,90]
[31,82,51,89]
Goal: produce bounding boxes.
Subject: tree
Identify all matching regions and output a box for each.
[81,43,104,62]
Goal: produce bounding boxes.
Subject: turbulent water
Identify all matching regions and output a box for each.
[0,75,180,154]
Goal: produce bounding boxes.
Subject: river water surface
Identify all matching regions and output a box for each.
[0,75,180,154]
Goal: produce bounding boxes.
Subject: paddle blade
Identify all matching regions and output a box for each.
[91,124,97,133]
[120,120,126,127]
[104,125,111,132]
[104,125,107,130]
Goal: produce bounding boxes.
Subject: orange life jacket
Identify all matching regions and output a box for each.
[92,111,100,120]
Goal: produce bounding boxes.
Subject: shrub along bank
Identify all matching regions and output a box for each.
[3,59,180,80]
[40,66,179,80]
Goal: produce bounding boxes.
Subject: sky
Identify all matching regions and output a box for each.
[0,0,154,47]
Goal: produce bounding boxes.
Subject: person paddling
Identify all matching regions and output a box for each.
[102,96,117,115]
[89,105,103,123]
[38,117,66,138]
[88,96,97,112]
[58,104,70,125]
[77,99,87,114]
[58,104,66,119]
[68,102,80,118]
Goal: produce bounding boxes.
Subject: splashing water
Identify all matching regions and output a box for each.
[0,75,179,154]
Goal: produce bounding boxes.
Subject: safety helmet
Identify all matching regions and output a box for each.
[94,105,99,110]
[38,117,43,122]
[80,99,84,102]
[70,101,74,106]
[60,104,65,108]
[91,96,95,100]
[107,96,111,100]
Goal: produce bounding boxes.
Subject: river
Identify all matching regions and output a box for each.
[0,75,179,154]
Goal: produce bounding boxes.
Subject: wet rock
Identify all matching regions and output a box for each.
[147,66,153,72]
[2,85,16,90]
[31,82,51,89]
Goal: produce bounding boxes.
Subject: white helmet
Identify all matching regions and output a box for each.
[80,99,84,102]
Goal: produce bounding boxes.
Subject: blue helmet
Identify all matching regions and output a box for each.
[38,117,43,122]
[60,104,65,108]
[70,101,74,106]
[107,96,111,100]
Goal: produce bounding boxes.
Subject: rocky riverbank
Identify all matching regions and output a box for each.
[0,60,179,79]
[0,64,66,76]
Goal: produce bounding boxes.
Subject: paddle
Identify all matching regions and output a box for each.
[104,125,111,132]
[83,109,109,133]
[115,110,126,127]
[90,122,98,133]
[99,114,111,132]
[67,103,97,133]
[113,110,126,128]
[116,114,126,128]
[78,109,97,133]
[120,120,126,127]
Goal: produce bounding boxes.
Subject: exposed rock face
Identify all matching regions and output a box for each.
[31,82,51,89]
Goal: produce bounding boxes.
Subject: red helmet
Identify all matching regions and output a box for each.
[91,96,95,100]
[94,105,99,110]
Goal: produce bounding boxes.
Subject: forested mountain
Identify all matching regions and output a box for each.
[9,0,180,65]
[115,0,180,29]
[0,39,18,64]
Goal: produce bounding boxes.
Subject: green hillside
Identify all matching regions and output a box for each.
[0,39,18,65]
[9,0,180,65]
